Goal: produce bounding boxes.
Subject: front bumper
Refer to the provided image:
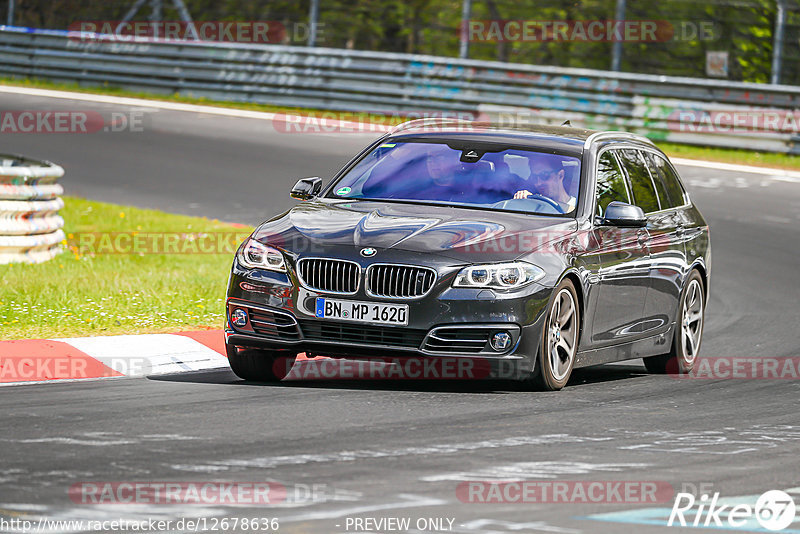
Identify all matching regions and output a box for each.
[225,256,554,378]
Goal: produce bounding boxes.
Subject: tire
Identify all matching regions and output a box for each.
[226,344,297,382]
[644,269,705,374]
[529,278,581,391]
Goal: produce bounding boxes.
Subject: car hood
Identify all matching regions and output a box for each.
[253,199,577,262]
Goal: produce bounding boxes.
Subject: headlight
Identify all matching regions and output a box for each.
[236,238,286,271]
[453,262,544,289]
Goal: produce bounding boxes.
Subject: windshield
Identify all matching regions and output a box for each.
[327,141,582,215]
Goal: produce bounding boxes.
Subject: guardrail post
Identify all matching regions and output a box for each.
[610,0,626,71]
[309,0,320,47]
[459,0,472,59]
[151,0,162,26]
[6,0,14,26]
[771,0,786,85]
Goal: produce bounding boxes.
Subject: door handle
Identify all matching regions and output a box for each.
[637,229,649,246]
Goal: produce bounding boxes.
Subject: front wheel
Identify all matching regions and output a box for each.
[226,344,297,382]
[644,269,705,374]
[530,279,581,391]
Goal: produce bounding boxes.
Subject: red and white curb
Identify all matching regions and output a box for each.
[0,331,229,386]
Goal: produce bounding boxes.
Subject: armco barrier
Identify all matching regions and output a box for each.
[0,26,798,153]
[0,154,65,264]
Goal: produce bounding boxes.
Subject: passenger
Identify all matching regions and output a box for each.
[360,143,467,201]
[361,143,424,198]
[427,149,457,188]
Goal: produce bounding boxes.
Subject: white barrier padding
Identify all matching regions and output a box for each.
[0,155,65,263]
[0,183,63,200]
[0,157,65,184]
[0,214,64,236]
[0,228,64,248]
[0,197,64,215]
[0,246,62,264]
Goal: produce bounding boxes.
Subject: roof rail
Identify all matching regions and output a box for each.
[388,117,476,135]
[584,131,656,149]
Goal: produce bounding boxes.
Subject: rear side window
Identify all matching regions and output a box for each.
[646,153,687,209]
[595,152,630,216]
[617,149,660,213]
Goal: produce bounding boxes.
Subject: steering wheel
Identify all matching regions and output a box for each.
[490,195,565,214]
[521,193,564,213]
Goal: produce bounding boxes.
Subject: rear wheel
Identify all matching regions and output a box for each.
[530,279,580,391]
[644,269,705,374]
[226,344,297,382]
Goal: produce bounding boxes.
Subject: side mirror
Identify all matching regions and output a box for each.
[290,177,322,200]
[601,201,647,228]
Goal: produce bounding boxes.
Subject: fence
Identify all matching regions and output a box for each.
[0,153,64,264]
[0,26,798,153]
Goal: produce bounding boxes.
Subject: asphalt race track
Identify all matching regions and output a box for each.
[2,91,800,534]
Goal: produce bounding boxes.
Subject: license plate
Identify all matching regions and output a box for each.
[315,297,408,326]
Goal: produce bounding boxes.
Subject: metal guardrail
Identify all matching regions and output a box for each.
[0,153,64,264]
[0,26,799,153]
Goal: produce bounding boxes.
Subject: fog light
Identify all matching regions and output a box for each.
[491,331,512,351]
[231,308,248,327]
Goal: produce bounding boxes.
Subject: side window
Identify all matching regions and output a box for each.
[647,153,686,209]
[595,151,630,216]
[618,149,660,213]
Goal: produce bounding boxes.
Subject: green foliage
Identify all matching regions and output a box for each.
[0,196,248,340]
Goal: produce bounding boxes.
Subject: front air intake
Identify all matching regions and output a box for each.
[297,258,360,294]
[366,264,437,299]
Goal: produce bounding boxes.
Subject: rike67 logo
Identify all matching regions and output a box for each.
[669,490,796,531]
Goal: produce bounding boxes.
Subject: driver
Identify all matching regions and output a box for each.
[363,143,456,200]
[513,157,577,212]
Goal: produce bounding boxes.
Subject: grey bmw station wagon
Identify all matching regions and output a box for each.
[225,120,710,390]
